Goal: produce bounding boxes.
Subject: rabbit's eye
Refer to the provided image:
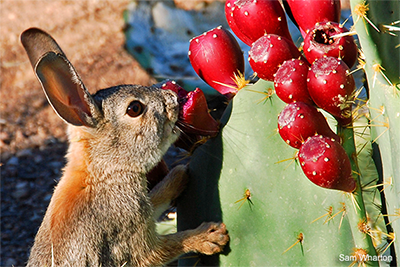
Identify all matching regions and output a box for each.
[126,101,145,117]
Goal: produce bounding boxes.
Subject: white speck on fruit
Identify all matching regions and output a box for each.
[296,107,300,110]
[289,79,293,83]
[326,144,331,148]
[307,78,310,82]
[287,125,291,129]
[278,17,282,21]
[227,2,231,7]
[278,36,282,40]
[340,84,345,89]
[307,48,311,52]
[270,44,274,48]
[292,68,296,72]
[213,34,218,38]
[339,45,344,50]
[323,80,327,84]
[195,39,199,43]
[286,140,290,144]
[244,11,249,16]
[327,21,331,25]
[172,80,176,84]
[162,83,166,87]
[300,114,304,119]
[301,162,305,166]
[312,171,317,175]
[324,157,329,162]
[263,60,267,63]
[332,69,337,74]
[289,94,293,99]
[188,51,191,56]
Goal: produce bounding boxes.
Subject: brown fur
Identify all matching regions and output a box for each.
[21,28,229,266]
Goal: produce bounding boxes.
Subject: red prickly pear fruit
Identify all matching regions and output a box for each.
[303,21,358,68]
[249,34,301,81]
[286,0,341,37]
[188,26,244,97]
[307,56,355,125]
[160,81,219,137]
[298,135,356,192]
[274,58,313,105]
[227,0,292,46]
[178,88,220,137]
[277,102,340,149]
[225,0,253,45]
[161,80,188,100]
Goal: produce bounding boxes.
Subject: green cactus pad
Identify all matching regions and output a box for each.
[177,79,372,266]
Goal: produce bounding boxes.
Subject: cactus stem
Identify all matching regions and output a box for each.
[337,125,378,264]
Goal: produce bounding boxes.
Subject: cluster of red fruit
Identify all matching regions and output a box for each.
[185,0,358,193]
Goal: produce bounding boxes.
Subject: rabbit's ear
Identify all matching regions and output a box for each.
[21,28,100,127]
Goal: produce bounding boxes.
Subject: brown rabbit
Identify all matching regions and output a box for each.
[21,28,228,267]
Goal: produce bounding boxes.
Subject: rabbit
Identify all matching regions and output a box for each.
[21,27,229,267]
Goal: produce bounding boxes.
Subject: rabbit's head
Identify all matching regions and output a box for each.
[87,85,180,174]
[21,28,180,176]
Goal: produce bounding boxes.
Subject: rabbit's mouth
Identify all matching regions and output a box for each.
[164,120,180,143]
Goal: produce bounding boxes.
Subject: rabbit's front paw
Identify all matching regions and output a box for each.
[188,222,229,255]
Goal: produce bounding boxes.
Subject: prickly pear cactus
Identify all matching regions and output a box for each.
[350,0,400,263]
[121,0,398,265]
[178,79,385,266]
